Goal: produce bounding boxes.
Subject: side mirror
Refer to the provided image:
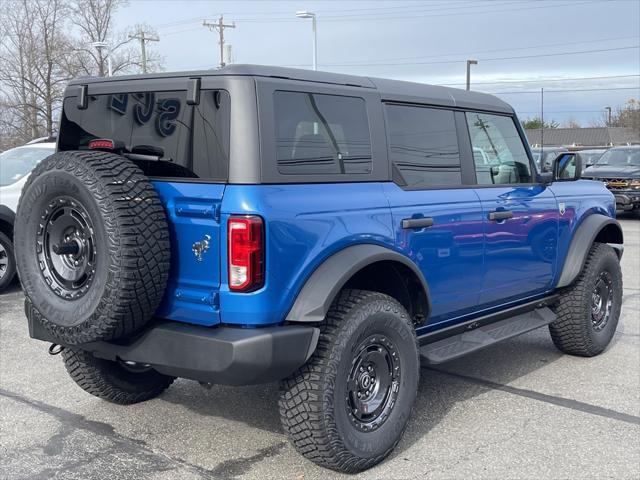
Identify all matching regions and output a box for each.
[538,171,554,185]
[553,152,582,181]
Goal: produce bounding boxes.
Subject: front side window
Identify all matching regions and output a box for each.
[386,105,461,188]
[466,112,533,185]
[274,91,372,175]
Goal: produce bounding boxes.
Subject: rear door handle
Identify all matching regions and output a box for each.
[488,210,514,221]
[402,217,434,229]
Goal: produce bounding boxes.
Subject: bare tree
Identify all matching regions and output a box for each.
[70,1,163,76]
[0,0,42,141]
[0,0,164,148]
[70,0,135,76]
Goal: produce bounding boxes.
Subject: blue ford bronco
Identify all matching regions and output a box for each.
[15,65,624,473]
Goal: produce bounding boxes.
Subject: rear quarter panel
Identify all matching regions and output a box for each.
[219,183,395,326]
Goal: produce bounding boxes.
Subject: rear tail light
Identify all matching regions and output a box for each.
[228,216,264,292]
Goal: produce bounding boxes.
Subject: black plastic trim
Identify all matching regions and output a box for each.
[286,244,431,323]
[418,294,559,345]
[29,317,320,385]
[556,214,623,288]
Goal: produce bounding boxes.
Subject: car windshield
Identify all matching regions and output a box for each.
[594,149,640,167]
[0,146,54,186]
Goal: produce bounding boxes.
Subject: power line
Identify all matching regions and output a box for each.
[152,0,601,28]
[296,35,637,66]
[491,87,639,94]
[293,45,639,67]
[437,74,640,87]
[151,0,483,29]
[235,0,600,22]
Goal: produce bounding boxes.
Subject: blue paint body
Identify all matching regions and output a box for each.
[151,179,616,333]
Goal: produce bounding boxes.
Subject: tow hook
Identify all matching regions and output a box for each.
[48,343,64,355]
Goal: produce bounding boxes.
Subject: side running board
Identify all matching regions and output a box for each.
[419,307,556,364]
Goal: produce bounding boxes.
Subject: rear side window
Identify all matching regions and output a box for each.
[58,89,230,181]
[273,91,372,175]
[466,112,533,185]
[385,104,461,188]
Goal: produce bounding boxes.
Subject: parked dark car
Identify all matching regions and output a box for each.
[583,146,640,212]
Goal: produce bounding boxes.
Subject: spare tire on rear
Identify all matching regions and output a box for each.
[15,150,171,344]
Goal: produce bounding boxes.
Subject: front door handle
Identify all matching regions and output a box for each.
[488,210,514,221]
[402,217,434,229]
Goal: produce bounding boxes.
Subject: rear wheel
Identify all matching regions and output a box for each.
[279,289,419,473]
[62,348,174,405]
[550,243,622,356]
[0,231,16,292]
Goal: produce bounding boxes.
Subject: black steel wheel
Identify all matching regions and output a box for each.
[346,334,401,432]
[37,196,97,300]
[279,289,419,473]
[591,271,613,332]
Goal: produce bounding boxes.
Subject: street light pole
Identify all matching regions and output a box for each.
[296,11,317,70]
[91,42,112,77]
[466,59,477,91]
[605,106,612,126]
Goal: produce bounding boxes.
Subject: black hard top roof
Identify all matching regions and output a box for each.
[68,64,513,113]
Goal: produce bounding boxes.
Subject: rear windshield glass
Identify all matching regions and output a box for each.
[273,91,372,175]
[58,89,230,181]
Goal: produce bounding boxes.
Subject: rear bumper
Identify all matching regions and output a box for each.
[29,316,319,385]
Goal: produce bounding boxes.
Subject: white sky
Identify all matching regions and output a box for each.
[116,0,640,125]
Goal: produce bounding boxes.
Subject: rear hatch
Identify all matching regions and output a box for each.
[58,84,231,326]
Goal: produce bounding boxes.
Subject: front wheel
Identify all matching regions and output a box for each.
[279,289,419,473]
[550,242,623,356]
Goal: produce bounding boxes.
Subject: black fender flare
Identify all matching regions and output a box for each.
[285,244,431,323]
[556,214,623,288]
[0,205,16,233]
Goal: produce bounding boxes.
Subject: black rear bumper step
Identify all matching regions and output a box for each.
[29,316,320,385]
[420,307,556,364]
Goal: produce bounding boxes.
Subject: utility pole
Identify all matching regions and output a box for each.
[203,16,236,68]
[466,59,477,91]
[129,27,159,74]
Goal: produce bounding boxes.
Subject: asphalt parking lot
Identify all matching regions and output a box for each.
[1,214,639,480]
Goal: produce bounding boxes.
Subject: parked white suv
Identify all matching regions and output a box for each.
[0,140,56,291]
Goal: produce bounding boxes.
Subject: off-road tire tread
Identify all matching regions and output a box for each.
[279,289,418,473]
[18,150,170,344]
[62,348,174,405]
[550,242,622,356]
